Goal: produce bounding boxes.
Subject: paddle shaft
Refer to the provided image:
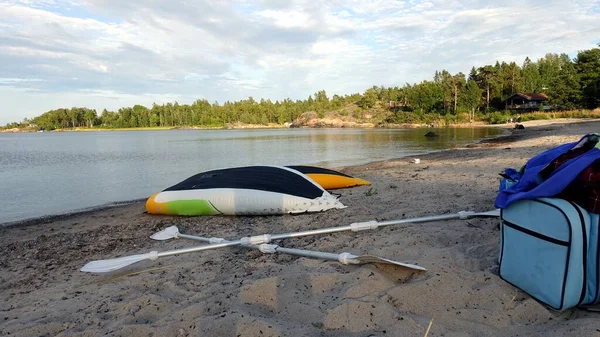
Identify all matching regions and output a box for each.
[156,239,241,258]
[377,212,468,227]
[260,212,473,242]
[176,231,426,270]
[178,233,355,263]
[178,211,493,248]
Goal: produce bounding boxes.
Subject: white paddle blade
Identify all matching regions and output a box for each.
[355,255,427,271]
[150,226,180,240]
[81,251,159,273]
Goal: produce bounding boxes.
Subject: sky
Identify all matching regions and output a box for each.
[1,0,599,125]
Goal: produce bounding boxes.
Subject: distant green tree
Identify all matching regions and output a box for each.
[68,108,80,128]
[575,47,600,109]
[313,90,329,117]
[84,109,98,127]
[476,65,495,110]
[539,53,561,97]
[505,62,522,96]
[331,94,343,108]
[461,80,482,121]
[359,88,378,109]
[407,81,444,113]
[468,67,478,81]
[435,70,452,113]
[451,73,466,114]
[132,105,149,127]
[521,57,541,93]
[552,54,580,109]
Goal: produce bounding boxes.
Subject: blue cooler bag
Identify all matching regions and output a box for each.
[586,212,600,307]
[499,198,591,311]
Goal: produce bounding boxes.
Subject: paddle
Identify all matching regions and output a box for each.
[150,226,426,271]
[81,209,499,273]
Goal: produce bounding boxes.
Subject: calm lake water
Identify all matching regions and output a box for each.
[0,127,503,224]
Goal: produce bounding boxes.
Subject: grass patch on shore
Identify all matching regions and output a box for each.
[50,125,239,132]
[69,126,175,131]
[482,109,600,124]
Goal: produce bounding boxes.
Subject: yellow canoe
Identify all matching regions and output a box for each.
[287,165,371,190]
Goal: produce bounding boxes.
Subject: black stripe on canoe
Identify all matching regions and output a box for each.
[164,166,324,199]
[286,165,353,178]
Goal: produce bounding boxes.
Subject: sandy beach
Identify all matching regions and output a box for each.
[2,119,600,337]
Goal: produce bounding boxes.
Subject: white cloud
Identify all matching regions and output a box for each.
[0,0,599,124]
[257,9,316,29]
[0,86,192,124]
[0,78,44,84]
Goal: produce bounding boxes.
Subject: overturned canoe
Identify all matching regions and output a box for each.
[146,166,346,216]
[286,165,371,190]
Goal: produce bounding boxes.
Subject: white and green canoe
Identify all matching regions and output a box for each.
[145,166,346,216]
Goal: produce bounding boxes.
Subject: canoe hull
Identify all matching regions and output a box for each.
[146,188,346,216]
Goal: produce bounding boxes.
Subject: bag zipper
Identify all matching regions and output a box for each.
[566,201,588,306]
[502,220,569,246]
[596,215,600,303]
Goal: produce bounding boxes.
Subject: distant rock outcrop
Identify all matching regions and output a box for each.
[1,128,23,133]
[292,111,375,128]
[424,131,439,138]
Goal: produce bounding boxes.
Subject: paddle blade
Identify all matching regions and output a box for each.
[355,255,427,271]
[81,251,159,273]
[151,226,179,240]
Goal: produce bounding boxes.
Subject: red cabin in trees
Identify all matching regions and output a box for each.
[504,93,549,111]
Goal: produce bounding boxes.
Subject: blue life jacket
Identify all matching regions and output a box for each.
[495,133,600,209]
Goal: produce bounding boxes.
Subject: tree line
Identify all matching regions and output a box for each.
[4,46,599,130]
